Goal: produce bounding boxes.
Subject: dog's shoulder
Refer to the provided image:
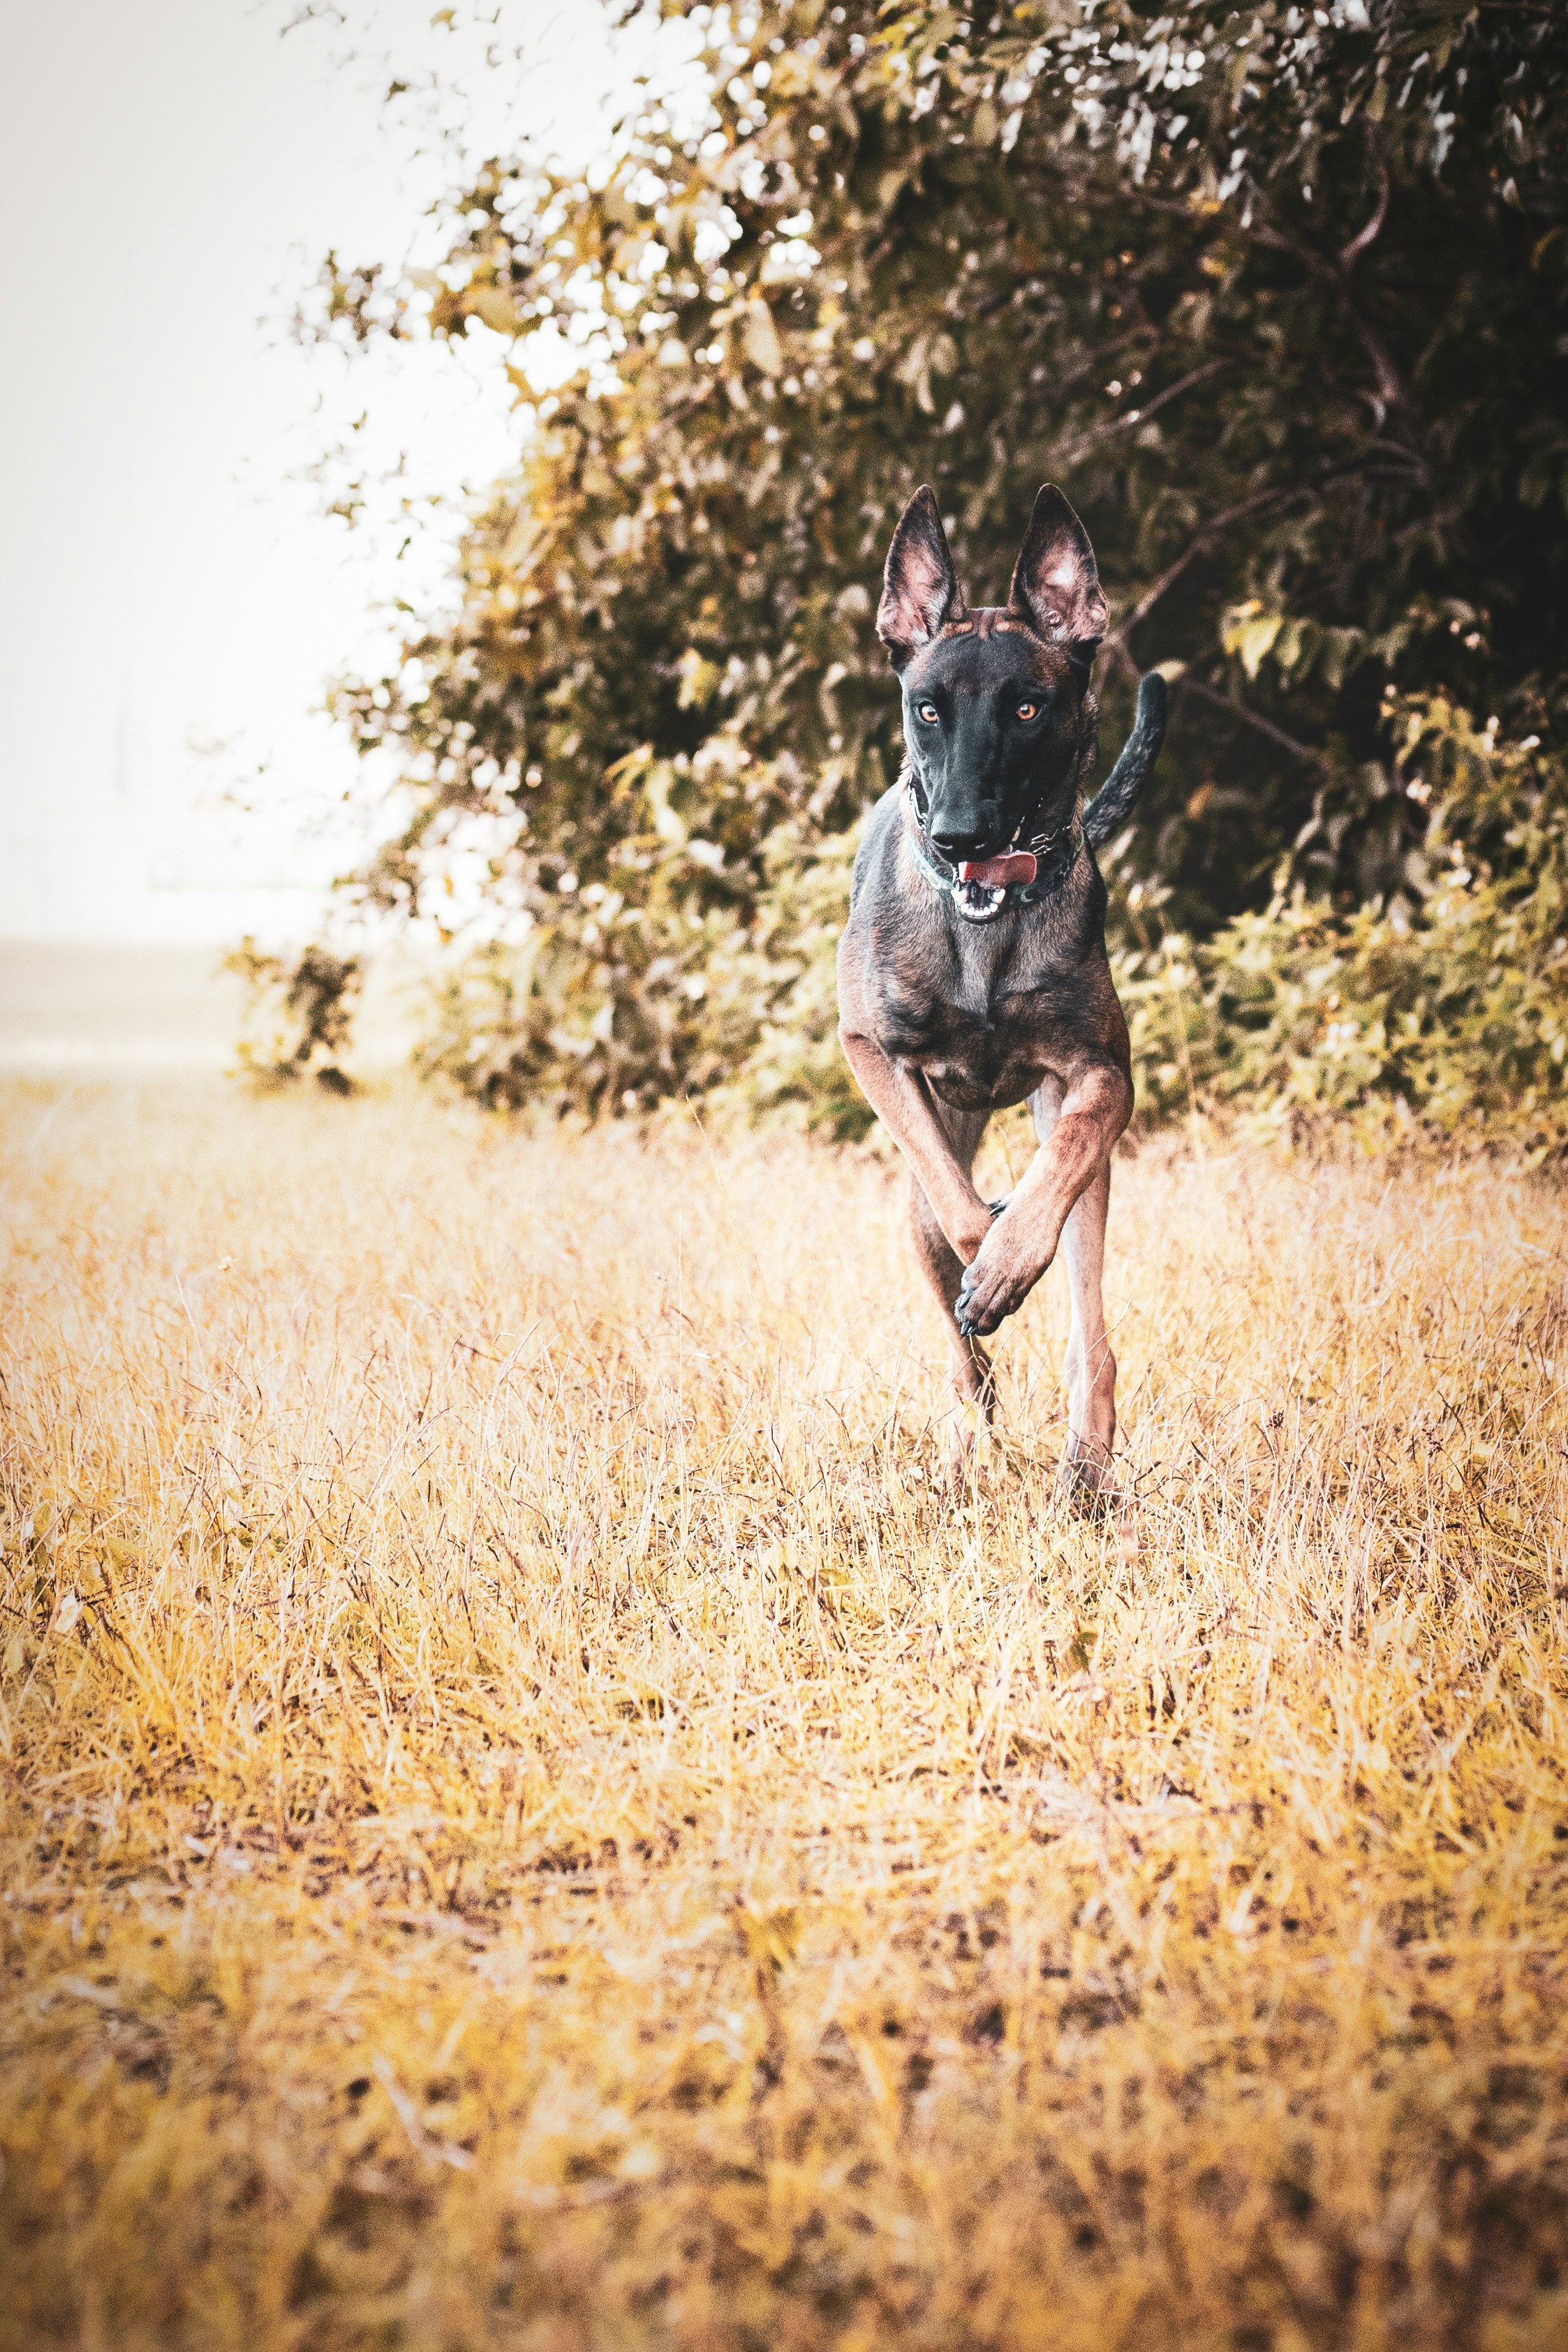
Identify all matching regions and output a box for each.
[848,779,909,911]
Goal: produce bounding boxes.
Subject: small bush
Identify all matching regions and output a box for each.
[225,941,360,1096]
[412,737,872,1138]
[1120,696,1568,1157]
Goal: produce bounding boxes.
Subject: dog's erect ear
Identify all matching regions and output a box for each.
[877,485,963,668]
[1007,485,1109,656]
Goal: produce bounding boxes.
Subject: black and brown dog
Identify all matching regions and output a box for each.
[836,483,1167,1498]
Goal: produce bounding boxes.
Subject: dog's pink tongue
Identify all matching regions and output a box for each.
[959,851,1037,889]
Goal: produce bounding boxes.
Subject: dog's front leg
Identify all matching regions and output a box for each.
[838,1029,997,1261]
[907,1119,996,1477]
[839,1029,1000,1478]
[954,1058,1131,1342]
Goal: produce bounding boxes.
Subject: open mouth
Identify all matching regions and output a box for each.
[953,849,1037,922]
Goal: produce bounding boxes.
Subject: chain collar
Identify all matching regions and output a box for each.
[905,789,1083,905]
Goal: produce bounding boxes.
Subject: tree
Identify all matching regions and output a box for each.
[296,0,1568,1128]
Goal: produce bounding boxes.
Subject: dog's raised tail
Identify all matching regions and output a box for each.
[1082,670,1168,851]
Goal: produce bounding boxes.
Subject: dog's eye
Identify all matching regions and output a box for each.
[916,700,939,724]
[1016,700,1040,721]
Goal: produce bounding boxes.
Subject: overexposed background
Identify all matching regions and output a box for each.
[0,0,689,964]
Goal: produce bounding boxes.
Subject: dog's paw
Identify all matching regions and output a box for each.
[954,1214,1052,1338]
[1055,1425,1120,1515]
[1054,1447,1120,1520]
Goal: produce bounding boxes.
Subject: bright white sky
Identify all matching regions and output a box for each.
[0,0,690,946]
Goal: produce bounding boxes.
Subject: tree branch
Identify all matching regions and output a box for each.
[1130,178,1412,431]
[1176,673,1328,767]
[1046,358,1232,471]
[1338,163,1390,272]
[1102,640,1327,768]
[1246,210,1406,424]
[1104,484,1315,649]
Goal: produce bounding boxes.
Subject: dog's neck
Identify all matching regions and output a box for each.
[900,777,1086,920]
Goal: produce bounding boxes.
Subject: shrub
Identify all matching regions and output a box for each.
[225,941,361,1096]
[1120,696,1568,1157]
[412,769,869,1138]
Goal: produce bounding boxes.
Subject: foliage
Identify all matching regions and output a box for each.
[411,725,870,1132]
[281,0,1568,1137]
[1120,693,1568,1154]
[225,939,361,1094]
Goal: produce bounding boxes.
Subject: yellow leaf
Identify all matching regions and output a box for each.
[642,763,687,846]
[466,286,521,337]
[675,649,721,711]
[1222,607,1285,680]
[744,300,783,378]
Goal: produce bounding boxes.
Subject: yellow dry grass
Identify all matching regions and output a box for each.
[3,1077,1568,2352]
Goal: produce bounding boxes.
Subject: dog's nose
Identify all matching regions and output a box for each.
[931,823,988,862]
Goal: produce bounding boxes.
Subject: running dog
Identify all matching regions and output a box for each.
[836,484,1167,1497]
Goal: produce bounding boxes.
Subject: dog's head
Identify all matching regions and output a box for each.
[877,484,1107,920]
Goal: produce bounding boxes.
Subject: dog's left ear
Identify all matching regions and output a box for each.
[1008,485,1109,657]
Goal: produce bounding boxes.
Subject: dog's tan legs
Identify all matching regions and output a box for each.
[904,1103,993,1477]
[1029,1083,1118,1501]
[838,1029,998,1263]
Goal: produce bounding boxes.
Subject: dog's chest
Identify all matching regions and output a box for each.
[877,945,1074,1107]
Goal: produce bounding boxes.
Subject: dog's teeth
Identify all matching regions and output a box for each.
[954,875,1006,923]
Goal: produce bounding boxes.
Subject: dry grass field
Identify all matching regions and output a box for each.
[4,1077,1568,2351]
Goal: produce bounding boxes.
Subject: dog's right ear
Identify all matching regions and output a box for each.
[877,485,963,669]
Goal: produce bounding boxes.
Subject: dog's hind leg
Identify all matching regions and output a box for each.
[1029,1082,1118,1506]
[907,1103,993,1477]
